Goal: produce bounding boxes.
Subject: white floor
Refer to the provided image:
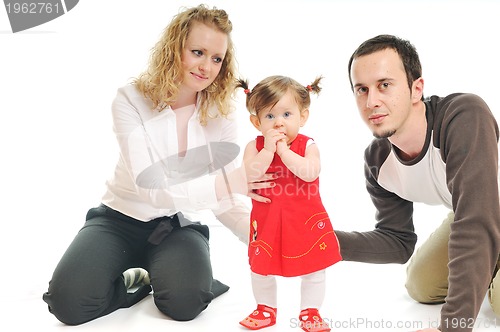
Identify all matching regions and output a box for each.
[6,218,500,332]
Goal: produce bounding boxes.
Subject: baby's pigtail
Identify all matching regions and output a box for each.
[306,76,323,95]
[236,78,251,97]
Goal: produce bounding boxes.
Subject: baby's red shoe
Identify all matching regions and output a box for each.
[239,304,277,330]
[298,308,331,332]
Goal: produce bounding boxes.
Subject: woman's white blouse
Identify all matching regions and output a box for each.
[101,84,249,238]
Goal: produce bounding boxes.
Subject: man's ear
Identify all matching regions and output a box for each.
[250,115,261,131]
[412,77,424,103]
[300,108,310,126]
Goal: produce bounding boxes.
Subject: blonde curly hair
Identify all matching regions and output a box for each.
[134,4,237,125]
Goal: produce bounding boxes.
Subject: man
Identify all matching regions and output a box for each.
[336,34,500,332]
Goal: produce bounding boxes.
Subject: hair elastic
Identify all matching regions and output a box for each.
[306,85,313,92]
[244,89,250,95]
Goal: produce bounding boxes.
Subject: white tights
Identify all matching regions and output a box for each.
[250,269,326,310]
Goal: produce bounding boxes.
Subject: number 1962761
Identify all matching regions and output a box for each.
[5,2,61,14]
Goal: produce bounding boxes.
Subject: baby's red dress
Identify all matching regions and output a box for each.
[248,134,342,277]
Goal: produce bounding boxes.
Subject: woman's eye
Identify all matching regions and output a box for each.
[192,50,202,56]
[213,57,223,64]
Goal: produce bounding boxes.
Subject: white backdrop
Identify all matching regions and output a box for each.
[1,0,499,330]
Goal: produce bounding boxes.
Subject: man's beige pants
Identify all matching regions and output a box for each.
[405,211,500,314]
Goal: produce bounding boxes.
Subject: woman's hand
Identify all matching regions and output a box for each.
[247,173,276,203]
[215,167,276,203]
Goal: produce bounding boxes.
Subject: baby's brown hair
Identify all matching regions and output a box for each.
[236,75,323,116]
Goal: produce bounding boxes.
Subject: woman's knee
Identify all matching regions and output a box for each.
[154,286,214,321]
[43,277,118,325]
[150,227,214,321]
[43,283,92,325]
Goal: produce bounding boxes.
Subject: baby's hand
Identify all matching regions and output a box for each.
[263,129,286,153]
[276,138,288,156]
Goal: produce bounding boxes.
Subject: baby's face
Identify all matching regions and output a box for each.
[256,91,305,144]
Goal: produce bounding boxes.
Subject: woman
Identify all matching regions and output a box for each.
[42,4,265,325]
